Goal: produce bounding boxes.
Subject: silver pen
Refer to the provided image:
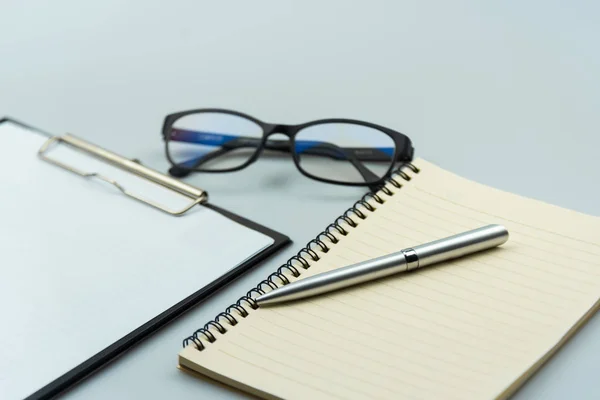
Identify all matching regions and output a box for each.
[256,224,509,306]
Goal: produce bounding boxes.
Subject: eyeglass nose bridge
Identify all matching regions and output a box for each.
[253,123,298,162]
[263,123,296,138]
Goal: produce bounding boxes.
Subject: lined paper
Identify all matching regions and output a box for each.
[179,159,600,400]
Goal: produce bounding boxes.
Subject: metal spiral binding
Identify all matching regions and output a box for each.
[183,163,420,351]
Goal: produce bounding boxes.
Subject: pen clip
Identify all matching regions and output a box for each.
[38,135,207,216]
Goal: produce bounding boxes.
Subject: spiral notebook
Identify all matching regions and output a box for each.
[178,159,600,399]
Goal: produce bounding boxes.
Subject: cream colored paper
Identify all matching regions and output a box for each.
[179,159,600,400]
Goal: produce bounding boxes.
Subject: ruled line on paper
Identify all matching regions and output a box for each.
[310,247,584,313]
[357,211,600,286]
[376,206,600,273]
[258,307,500,381]
[295,299,521,365]
[410,186,600,249]
[393,192,600,258]
[238,329,455,396]
[217,349,349,400]
[265,301,528,363]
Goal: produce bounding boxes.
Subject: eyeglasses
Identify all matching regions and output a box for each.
[162,109,414,187]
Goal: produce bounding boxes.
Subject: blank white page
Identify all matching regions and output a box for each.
[0,122,274,399]
[180,158,600,400]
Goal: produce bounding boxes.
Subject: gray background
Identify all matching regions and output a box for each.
[1,1,599,398]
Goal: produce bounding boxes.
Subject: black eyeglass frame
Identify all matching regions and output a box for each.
[161,108,414,187]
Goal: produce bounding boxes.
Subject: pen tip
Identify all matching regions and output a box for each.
[255,291,278,306]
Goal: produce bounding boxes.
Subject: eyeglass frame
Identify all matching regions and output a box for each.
[161,108,414,188]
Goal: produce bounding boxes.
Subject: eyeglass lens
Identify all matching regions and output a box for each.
[294,123,395,184]
[167,112,263,170]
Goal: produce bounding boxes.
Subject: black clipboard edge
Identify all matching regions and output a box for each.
[0,116,291,399]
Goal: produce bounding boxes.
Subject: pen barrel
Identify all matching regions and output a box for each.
[409,224,508,269]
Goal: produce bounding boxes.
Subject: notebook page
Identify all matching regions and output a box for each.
[0,122,274,400]
[179,159,600,400]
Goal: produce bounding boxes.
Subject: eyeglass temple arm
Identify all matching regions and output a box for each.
[169,132,380,183]
[169,130,397,161]
[261,139,380,182]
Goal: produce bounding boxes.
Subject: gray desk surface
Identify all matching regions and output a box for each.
[2,1,599,399]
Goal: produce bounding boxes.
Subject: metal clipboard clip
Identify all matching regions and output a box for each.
[38,134,208,216]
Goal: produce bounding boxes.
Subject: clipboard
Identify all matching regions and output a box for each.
[0,117,290,400]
